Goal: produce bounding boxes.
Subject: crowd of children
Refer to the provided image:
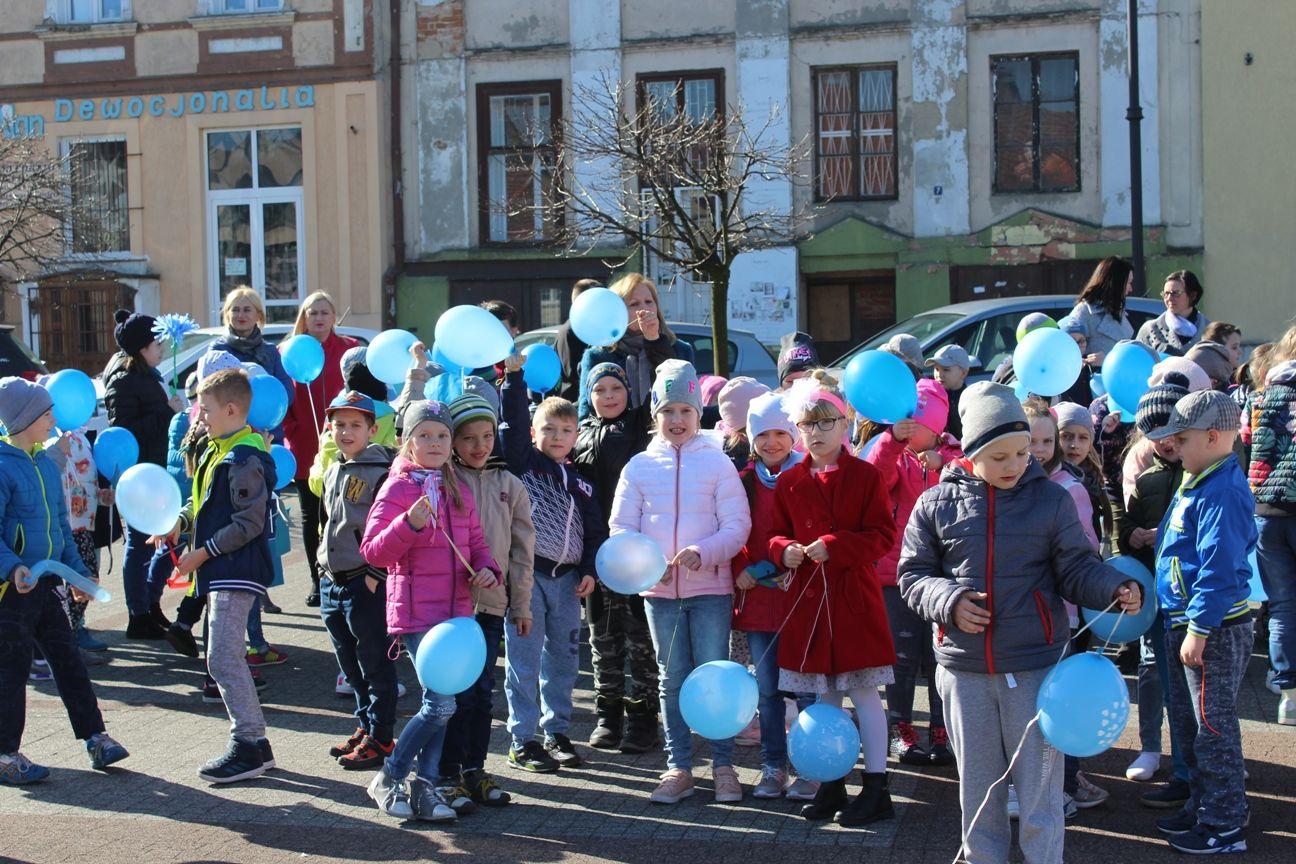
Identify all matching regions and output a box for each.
[2,273,1292,860]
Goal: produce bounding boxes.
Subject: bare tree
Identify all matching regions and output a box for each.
[0,134,84,308]
[511,71,810,377]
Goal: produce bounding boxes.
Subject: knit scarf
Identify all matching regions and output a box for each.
[754,449,804,489]
[618,331,652,410]
[223,327,265,357]
[1164,311,1198,339]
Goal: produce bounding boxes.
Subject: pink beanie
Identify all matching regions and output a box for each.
[1149,356,1211,394]
[717,376,770,430]
[913,379,950,435]
[699,374,727,408]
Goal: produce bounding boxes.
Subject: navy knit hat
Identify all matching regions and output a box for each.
[587,362,630,392]
[777,332,820,385]
[1136,374,1191,436]
[113,308,157,356]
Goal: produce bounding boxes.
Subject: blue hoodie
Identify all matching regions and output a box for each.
[0,438,91,586]
[1155,453,1256,637]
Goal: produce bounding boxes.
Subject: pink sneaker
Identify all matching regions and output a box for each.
[712,765,743,803]
[734,714,761,747]
[650,769,695,804]
[246,646,289,667]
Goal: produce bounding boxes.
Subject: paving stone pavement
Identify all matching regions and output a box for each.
[4,504,1295,863]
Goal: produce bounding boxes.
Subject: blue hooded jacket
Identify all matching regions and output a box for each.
[0,438,91,587]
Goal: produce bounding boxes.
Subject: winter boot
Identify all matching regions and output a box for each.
[800,776,848,821]
[619,697,662,754]
[835,771,895,827]
[589,695,624,750]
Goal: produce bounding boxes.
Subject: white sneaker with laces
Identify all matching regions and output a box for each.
[752,767,786,799]
[336,673,353,696]
[1126,751,1161,781]
[785,776,819,800]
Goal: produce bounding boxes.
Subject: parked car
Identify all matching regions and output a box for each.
[516,322,780,391]
[0,324,48,381]
[829,295,1164,384]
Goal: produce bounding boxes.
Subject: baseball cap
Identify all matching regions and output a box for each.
[1147,390,1242,441]
[925,344,971,371]
[325,390,377,419]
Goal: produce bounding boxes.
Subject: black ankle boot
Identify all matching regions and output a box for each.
[149,603,171,629]
[589,696,624,750]
[835,771,894,827]
[126,614,167,640]
[800,776,848,821]
[619,697,661,754]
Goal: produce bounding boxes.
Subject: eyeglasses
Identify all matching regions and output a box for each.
[796,417,842,433]
[1162,289,1186,298]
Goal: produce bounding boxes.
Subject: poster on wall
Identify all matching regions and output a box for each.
[727,247,797,346]
[224,258,248,277]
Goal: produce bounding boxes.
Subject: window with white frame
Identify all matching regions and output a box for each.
[205,127,305,323]
[61,137,129,256]
[54,0,129,23]
[209,0,284,14]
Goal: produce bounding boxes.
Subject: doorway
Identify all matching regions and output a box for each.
[805,271,896,361]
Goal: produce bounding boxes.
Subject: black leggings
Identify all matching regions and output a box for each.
[296,480,323,590]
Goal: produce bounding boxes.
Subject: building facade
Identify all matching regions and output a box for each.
[0,0,390,373]
[398,0,1204,359]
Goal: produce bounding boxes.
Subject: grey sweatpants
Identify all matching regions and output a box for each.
[208,590,266,743]
[1165,622,1253,829]
[936,665,1064,864]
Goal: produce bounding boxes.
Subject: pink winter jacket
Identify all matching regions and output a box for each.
[610,434,751,600]
[865,430,939,587]
[361,455,500,636]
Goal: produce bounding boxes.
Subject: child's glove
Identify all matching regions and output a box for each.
[746,560,783,588]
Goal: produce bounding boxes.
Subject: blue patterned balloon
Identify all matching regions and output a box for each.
[1037,652,1130,757]
[679,661,758,740]
[788,703,861,781]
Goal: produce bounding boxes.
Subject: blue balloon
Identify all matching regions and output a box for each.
[1081,555,1158,644]
[788,703,861,781]
[1037,651,1130,757]
[434,305,514,371]
[596,532,668,594]
[367,329,418,386]
[1090,372,1106,399]
[522,343,561,392]
[242,362,267,378]
[569,286,630,346]
[1106,394,1134,423]
[679,660,759,740]
[280,334,325,384]
[269,444,296,490]
[1249,549,1267,603]
[1012,378,1030,402]
[28,560,112,603]
[413,616,488,695]
[842,350,918,424]
[1013,327,1084,398]
[45,369,96,430]
[116,463,182,538]
[424,371,463,404]
[93,427,138,483]
[248,375,289,431]
[430,343,467,377]
[1102,341,1157,417]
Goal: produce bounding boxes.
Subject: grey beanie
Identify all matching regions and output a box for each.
[1185,341,1233,387]
[650,359,702,415]
[0,376,54,435]
[401,398,453,434]
[959,381,1031,458]
[461,375,501,418]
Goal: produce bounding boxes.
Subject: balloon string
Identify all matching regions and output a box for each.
[747,562,822,675]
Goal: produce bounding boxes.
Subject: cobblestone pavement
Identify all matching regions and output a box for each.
[5,506,1294,863]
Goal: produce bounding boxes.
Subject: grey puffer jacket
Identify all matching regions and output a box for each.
[318,443,394,581]
[898,460,1128,674]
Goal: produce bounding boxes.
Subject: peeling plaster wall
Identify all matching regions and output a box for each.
[466,0,569,51]
[623,0,735,42]
[1156,0,1201,249]
[414,58,470,254]
[1098,0,1160,227]
[789,0,910,29]
[568,0,623,241]
[911,0,970,236]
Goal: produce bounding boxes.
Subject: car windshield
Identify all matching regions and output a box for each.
[830,313,964,366]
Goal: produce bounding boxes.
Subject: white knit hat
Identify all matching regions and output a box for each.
[746,391,797,439]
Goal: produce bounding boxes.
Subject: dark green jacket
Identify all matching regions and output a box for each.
[1114,452,1185,573]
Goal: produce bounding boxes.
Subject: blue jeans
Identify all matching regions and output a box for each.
[883,585,944,727]
[246,598,267,653]
[1137,611,1190,781]
[1256,514,1296,690]
[504,572,580,747]
[386,628,458,784]
[320,575,398,743]
[440,612,504,776]
[644,593,735,771]
[744,630,787,772]
[122,527,171,616]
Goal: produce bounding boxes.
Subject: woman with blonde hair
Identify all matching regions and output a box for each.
[207,286,295,441]
[284,291,359,606]
[576,273,693,419]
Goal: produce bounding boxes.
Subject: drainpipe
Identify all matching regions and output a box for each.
[382,0,406,328]
[1126,0,1146,296]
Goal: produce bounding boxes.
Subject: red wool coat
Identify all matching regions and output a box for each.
[731,468,786,633]
[767,453,897,675]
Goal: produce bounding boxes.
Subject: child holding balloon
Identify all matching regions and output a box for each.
[360,399,500,823]
[899,381,1142,864]
[767,372,897,826]
[610,359,750,805]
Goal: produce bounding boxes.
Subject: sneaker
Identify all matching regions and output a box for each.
[202,674,266,703]
[1126,751,1162,781]
[1007,784,1019,820]
[1063,794,1078,821]
[1157,807,1197,836]
[261,596,282,614]
[1280,690,1296,726]
[1167,823,1246,854]
[1071,772,1110,809]
[76,627,108,652]
[889,721,928,766]
[0,751,50,785]
[86,733,129,770]
[253,671,267,690]
[1265,669,1281,695]
[246,646,289,667]
[126,614,167,640]
[786,776,820,801]
[29,659,52,682]
[305,589,321,608]
[165,624,199,658]
[80,648,107,667]
[752,767,787,799]
[928,726,954,766]
[734,715,762,747]
[336,672,354,696]
[543,733,581,768]
[198,737,266,784]
[436,776,479,815]
[338,736,393,771]
[258,738,275,770]
[409,777,457,822]
[649,768,694,804]
[712,764,743,803]
[508,740,559,773]
[329,727,367,759]
[148,603,171,630]
[1143,778,1192,809]
[463,769,511,807]
[368,767,414,819]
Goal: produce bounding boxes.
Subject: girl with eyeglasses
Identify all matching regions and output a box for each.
[1137,270,1210,357]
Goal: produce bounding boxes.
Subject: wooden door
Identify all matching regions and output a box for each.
[806,272,896,361]
[33,275,134,373]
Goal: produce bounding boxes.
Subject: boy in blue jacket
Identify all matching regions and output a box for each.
[0,377,128,784]
[1149,390,1256,854]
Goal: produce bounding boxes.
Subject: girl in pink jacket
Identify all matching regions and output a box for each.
[360,400,500,824]
[864,378,952,768]
[609,360,751,806]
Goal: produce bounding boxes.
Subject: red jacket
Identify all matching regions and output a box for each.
[768,453,897,675]
[732,467,785,633]
[864,430,939,587]
[283,331,359,480]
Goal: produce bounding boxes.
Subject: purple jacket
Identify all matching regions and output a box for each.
[361,455,500,635]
